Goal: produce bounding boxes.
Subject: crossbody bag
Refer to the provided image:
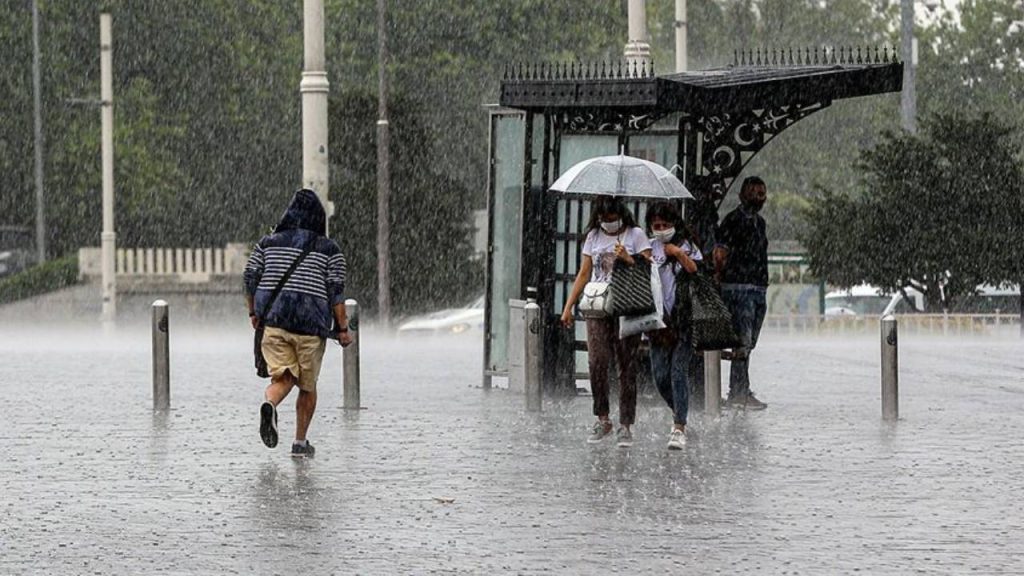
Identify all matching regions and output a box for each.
[254,242,315,378]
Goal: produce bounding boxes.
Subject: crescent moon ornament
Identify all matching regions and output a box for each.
[734,123,756,146]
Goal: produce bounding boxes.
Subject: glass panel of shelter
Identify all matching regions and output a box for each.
[485,111,525,375]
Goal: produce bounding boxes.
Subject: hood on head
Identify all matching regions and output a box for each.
[275,189,326,236]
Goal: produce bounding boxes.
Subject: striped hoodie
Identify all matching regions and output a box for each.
[244,189,346,338]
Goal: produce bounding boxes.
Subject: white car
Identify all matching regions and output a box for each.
[397,296,485,335]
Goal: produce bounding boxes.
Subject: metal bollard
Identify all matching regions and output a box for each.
[704,350,721,415]
[524,301,542,412]
[151,300,170,411]
[881,315,899,421]
[342,298,361,410]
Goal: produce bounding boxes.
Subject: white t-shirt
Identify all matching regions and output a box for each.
[582,226,652,283]
[651,238,702,317]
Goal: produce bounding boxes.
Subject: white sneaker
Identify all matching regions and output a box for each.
[667,428,686,450]
[616,427,634,448]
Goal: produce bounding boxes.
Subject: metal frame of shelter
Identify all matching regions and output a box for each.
[484,46,903,392]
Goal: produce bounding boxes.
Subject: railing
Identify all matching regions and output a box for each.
[115,247,227,275]
[78,243,249,280]
[762,314,1021,336]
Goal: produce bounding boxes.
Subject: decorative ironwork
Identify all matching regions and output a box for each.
[504,59,656,82]
[687,102,831,201]
[560,110,667,133]
[732,45,899,67]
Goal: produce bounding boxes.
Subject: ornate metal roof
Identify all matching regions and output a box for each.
[500,46,902,116]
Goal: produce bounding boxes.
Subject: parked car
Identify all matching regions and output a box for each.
[824,284,909,317]
[397,296,485,335]
[826,283,1019,316]
[0,226,36,279]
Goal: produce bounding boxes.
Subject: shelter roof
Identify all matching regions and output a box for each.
[499,47,903,116]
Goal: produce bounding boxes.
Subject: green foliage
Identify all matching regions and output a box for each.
[328,88,482,316]
[800,113,1024,311]
[0,255,79,305]
[2,0,1022,315]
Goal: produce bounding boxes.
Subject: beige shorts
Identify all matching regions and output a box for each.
[261,326,326,392]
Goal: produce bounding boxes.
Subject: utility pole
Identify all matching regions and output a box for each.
[31,0,45,264]
[100,13,116,326]
[376,0,392,327]
[900,0,917,133]
[675,0,688,73]
[301,0,332,227]
[624,0,652,73]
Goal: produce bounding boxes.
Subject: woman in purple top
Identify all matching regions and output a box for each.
[560,197,652,448]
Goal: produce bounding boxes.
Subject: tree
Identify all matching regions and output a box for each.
[800,113,1024,312]
[328,88,481,316]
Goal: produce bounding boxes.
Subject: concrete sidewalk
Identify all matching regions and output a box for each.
[1,325,1022,574]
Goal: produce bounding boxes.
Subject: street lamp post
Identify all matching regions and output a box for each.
[675,0,688,73]
[100,13,116,326]
[900,0,917,133]
[624,0,652,72]
[301,0,331,226]
[31,0,46,264]
[376,0,392,327]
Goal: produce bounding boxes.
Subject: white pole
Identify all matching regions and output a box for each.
[704,350,721,415]
[301,0,332,227]
[376,0,392,327]
[674,0,688,73]
[624,0,652,74]
[31,0,46,264]
[524,300,542,412]
[881,315,899,421]
[152,300,170,411]
[343,299,361,409]
[100,13,116,326]
[900,0,917,133]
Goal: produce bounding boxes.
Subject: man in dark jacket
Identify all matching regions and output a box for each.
[244,189,352,457]
[713,176,769,410]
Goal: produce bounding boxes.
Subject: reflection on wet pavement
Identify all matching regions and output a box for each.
[1,326,1022,573]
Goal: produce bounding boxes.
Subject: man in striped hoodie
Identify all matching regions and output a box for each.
[244,189,351,458]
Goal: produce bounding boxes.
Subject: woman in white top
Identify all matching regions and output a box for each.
[560,196,652,448]
[646,202,701,450]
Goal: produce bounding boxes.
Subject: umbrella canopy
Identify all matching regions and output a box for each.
[549,154,693,199]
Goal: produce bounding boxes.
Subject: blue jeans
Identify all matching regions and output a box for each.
[722,286,767,399]
[649,330,692,426]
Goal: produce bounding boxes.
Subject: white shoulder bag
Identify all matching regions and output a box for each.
[577,233,622,319]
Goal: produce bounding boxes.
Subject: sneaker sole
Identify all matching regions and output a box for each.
[259,402,278,448]
[667,442,685,450]
[617,441,633,448]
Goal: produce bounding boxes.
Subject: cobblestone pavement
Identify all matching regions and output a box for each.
[1,322,1023,575]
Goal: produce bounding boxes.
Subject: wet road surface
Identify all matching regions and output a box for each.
[2,324,1023,574]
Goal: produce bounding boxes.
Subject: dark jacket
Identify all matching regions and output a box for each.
[243,190,346,338]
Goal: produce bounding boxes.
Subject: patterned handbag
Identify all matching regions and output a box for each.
[688,273,743,351]
[610,258,656,317]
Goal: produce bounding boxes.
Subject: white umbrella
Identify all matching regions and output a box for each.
[549,154,693,199]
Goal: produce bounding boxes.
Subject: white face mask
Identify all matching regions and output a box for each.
[652,228,676,243]
[600,219,622,234]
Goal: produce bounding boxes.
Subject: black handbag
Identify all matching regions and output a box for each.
[687,273,744,351]
[610,258,656,318]
[254,243,315,378]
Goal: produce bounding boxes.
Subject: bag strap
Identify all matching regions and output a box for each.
[257,239,316,325]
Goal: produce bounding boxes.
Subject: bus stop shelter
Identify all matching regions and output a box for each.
[484,47,903,392]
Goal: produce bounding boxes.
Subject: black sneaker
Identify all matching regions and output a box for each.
[726,393,768,411]
[291,441,315,458]
[259,401,278,448]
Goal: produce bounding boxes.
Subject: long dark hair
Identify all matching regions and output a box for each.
[584,196,638,235]
[645,201,696,244]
